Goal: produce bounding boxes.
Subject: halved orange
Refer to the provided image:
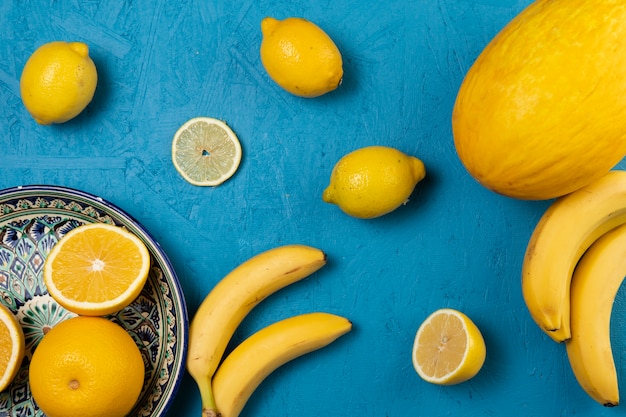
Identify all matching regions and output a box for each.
[44,223,151,316]
[0,303,25,391]
[412,308,486,385]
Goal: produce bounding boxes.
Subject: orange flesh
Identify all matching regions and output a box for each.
[49,228,145,303]
[0,320,11,376]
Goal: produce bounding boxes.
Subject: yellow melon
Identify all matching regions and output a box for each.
[452,0,626,200]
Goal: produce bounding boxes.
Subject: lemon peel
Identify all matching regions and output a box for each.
[260,17,343,97]
[20,41,97,125]
[322,146,425,219]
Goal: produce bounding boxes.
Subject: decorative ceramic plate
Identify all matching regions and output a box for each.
[0,185,188,417]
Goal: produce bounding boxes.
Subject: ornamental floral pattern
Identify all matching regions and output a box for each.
[0,187,187,417]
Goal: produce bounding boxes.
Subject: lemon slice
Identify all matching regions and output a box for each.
[172,117,243,186]
[44,223,151,316]
[0,303,25,391]
[412,308,486,385]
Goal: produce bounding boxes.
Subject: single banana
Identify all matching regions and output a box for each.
[565,223,626,407]
[521,170,626,342]
[186,245,327,417]
[212,312,352,417]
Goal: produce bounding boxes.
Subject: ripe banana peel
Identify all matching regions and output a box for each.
[212,312,352,417]
[565,223,626,407]
[522,170,626,342]
[186,244,327,417]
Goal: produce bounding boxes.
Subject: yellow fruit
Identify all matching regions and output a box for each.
[43,223,151,316]
[412,308,486,385]
[0,303,24,392]
[172,117,243,186]
[20,41,98,125]
[260,17,343,97]
[452,0,626,200]
[29,316,144,417]
[322,146,425,219]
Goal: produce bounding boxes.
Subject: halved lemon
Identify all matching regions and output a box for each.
[44,223,151,316]
[0,303,25,391]
[172,117,243,186]
[412,308,486,385]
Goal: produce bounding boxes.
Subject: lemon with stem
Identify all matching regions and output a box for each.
[20,41,97,124]
[260,17,343,97]
[323,146,426,219]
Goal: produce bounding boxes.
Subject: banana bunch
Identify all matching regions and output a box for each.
[522,170,626,406]
[186,244,352,417]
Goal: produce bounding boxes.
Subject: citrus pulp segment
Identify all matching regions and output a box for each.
[412,308,486,385]
[171,117,242,186]
[43,223,151,316]
[0,303,24,392]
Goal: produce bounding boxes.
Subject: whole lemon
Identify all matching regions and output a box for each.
[29,316,144,417]
[452,0,626,200]
[260,17,343,98]
[20,41,98,125]
[323,146,426,219]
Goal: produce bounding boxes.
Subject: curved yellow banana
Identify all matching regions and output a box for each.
[522,170,626,342]
[186,245,327,417]
[565,223,626,406]
[212,312,352,417]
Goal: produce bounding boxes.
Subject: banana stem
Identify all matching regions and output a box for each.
[197,376,221,417]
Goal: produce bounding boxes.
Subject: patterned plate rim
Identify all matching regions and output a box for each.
[0,184,188,417]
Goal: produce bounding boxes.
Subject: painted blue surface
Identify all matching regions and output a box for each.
[3,1,626,416]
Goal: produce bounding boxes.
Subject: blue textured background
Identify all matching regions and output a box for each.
[3,1,626,416]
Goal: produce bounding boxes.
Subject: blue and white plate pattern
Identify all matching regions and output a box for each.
[0,185,188,417]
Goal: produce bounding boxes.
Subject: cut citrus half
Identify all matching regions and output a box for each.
[412,308,486,385]
[44,223,151,316]
[0,303,25,391]
[172,117,242,186]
